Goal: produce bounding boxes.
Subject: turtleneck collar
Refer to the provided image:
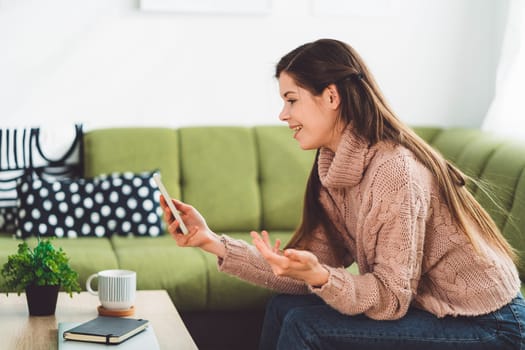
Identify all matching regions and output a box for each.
[318,125,377,189]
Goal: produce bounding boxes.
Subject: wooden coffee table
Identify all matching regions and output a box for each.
[0,290,197,350]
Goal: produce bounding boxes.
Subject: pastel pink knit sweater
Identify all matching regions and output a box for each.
[218,127,521,320]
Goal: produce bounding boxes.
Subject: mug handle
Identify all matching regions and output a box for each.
[86,273,98,296]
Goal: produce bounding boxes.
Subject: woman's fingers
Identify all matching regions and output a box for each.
[168,219,181,235]
[250,232,320,282]
[251,231,271,255]
[283,249,310,266]
[284,249,319,270]
[252,231,280,260]
[172,198,192,214]
[160,195,189,217]
[255,231,281,253]
[273,239,281,254]
[261,230,271,247]
[170,223,198,247]
[284,248,302,260]
[160,194,167,207]
[164,206,173,221]
[251,231,303,273]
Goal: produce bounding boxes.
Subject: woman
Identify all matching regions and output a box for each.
[161,39,524,349]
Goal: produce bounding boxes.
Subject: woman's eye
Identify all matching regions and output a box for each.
[287,100,296,105]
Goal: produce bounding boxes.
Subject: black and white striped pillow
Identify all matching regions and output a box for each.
[0,125,83,233]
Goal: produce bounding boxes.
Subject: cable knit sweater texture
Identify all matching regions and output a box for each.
[218,127,521,320]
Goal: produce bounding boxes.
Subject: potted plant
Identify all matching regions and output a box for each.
[1,238,81,316]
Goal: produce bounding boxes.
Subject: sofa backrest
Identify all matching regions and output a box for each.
[83,126,314,233]
[84,128,181,199]
[178,127,261,232]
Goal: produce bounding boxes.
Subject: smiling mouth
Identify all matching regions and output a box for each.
[291,125,303,139]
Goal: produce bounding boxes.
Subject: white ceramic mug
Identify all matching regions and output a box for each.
[86,269,136,310]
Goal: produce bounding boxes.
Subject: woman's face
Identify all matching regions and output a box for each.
[278,72,344,152]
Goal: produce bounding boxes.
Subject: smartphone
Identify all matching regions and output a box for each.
[152,173,189,234]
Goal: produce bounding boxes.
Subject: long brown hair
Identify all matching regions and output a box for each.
[276,39,517,263]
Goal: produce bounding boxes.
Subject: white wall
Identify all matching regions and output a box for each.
[0,0,508,131]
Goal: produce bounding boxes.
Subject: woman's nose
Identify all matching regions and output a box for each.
[279,107,289,121]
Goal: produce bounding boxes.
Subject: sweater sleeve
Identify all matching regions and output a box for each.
[217,235,310,294]
[311,156,429,320]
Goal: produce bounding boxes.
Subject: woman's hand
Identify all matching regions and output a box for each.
[160,196,225,257]
[251,231,329,287]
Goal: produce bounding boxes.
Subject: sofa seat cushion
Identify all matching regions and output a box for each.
[110,235,208,312]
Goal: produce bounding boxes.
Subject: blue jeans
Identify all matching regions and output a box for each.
[259,293,525,350]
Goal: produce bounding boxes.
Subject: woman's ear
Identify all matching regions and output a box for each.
[323,84,340,110]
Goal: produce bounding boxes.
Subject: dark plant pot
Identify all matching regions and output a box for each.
[25,284,60,316]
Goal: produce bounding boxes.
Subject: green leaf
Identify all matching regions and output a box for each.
[1,239,81,294]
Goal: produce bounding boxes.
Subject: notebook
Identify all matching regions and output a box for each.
[59,318,159,349]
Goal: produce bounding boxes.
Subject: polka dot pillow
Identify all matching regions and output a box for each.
[15,171,164,238]
[0,207,17,233]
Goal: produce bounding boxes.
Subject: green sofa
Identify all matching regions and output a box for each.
[1,126,524,349]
